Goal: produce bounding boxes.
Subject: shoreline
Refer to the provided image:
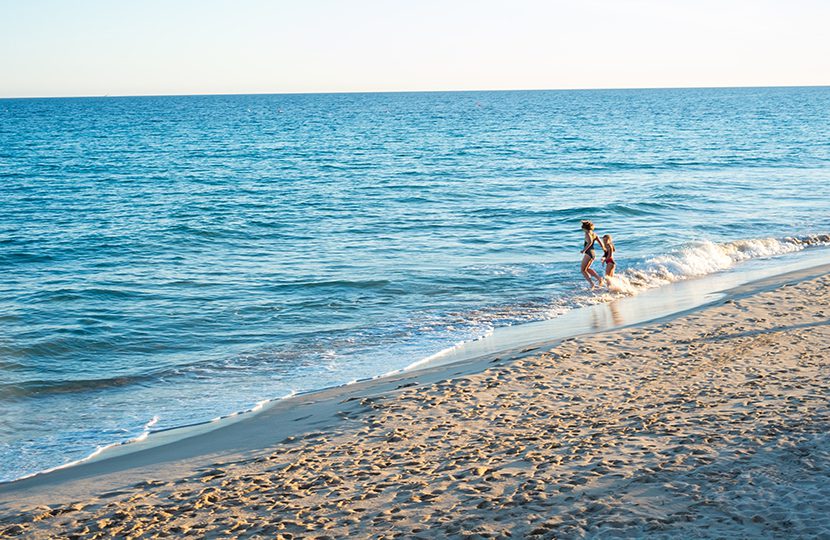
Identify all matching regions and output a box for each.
[3,237,827,486]
[2,256,830,492]
[2,261,828,537]
[2,246,829,489]
[0,259,828,527]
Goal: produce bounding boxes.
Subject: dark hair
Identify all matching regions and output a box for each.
[581,220,594,231]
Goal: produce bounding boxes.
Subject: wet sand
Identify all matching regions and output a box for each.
[1,269,829,538]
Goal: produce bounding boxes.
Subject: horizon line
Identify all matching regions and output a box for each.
[2,83,829,101]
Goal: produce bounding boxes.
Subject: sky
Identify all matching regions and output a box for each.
[1,0,828,98]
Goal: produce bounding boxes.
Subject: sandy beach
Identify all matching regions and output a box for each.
[1,267,829,538]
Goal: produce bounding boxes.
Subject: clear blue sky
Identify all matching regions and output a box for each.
[1,0,828,98]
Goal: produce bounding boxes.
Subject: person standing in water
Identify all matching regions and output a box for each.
[580,220,606,288]
[601,234,616,278]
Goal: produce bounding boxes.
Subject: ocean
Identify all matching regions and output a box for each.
[1,87,829,482]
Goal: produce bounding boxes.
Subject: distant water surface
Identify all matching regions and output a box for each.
[1,87,829,481]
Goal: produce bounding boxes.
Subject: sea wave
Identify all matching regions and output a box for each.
[445,234,830,329]
[403,233,830,371]
[611,234,830,294]
[0,372,158,399]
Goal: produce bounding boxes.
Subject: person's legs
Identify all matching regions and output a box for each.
[587,266,603,286]
[605,262,615,278]
[580,255,596,286]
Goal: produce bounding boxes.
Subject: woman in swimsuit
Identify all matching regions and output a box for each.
[601,234,616,278]
[580,220,606,288]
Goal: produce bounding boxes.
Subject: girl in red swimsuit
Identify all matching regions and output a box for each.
[601,234,616,278]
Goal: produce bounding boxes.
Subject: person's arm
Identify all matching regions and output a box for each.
[596,236,606,252]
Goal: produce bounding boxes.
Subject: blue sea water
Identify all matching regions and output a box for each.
[1,87,829,482]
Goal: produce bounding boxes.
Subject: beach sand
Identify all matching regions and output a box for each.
[1,270,829,538]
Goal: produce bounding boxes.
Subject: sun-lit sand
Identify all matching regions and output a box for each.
[1,270,829,538]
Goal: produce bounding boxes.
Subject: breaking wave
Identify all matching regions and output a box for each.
[611,234,830,295]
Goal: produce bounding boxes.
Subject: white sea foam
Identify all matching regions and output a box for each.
[615,236,826,294]
[572,235,828,305]
[403,339,479,372]
[133,415,161,442]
